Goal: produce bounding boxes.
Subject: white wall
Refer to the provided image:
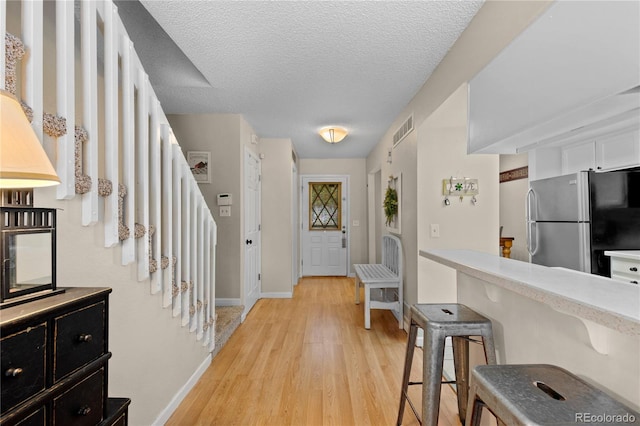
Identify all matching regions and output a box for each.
[259,138,294,295]
[417,84,500,303]
[298,158,368,268]
[366,1,552,311]
[499,153,530,261]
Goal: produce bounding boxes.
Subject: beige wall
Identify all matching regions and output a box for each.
[260,138,294,294]
[298,158,368,268]
[499,153,530,261]
[36,187,211,426]
[417,84,500,303]
[366,0,551,309]
[168,114,252,301]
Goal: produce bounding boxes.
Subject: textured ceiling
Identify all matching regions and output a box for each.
[117,1,483,158]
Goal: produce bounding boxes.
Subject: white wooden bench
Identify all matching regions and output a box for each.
[354,235,403,329]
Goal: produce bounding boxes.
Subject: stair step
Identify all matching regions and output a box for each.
[212,306,244,359]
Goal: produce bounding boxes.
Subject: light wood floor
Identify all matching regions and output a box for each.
[167,277,464,426]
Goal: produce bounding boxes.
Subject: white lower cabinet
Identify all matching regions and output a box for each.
[562,129,640,174]
[605,251,640,285]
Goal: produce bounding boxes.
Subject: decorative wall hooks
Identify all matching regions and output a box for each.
[442,177,479,205]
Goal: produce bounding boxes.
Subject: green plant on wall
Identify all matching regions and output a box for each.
[383,185,398,225]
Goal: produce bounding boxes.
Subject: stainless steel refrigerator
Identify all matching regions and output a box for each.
[526,169,640,276]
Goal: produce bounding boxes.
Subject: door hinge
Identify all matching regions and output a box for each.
[259,224,261,231]
[259,175,261,181]
[258,273,261,280]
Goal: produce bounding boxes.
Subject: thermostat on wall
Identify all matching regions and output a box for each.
[217,193,232,206]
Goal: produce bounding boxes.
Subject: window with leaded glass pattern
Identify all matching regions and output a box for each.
[309,182,342,230]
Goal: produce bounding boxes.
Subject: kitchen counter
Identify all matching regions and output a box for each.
[419,248,640,409]
[605,250,640,261]
[419,249,640,336]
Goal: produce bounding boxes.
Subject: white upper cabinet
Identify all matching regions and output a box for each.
[468,1,640,154]
[562,130,640,174]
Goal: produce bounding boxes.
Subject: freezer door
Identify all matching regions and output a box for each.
[530,172,590,222]
[531,222,591,272]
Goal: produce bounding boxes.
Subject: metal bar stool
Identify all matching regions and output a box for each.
[466,364,640,425]
[397,304,497,426]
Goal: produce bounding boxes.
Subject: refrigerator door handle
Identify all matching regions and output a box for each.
[526,188,538,256]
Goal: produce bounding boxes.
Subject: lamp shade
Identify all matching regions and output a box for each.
[319,126,348,144]
[0,90,60,188]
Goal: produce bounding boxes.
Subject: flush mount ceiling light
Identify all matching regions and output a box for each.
[319,126,348,144]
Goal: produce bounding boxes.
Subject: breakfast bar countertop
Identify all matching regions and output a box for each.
[419,249,640,336]
[604,250,640,261]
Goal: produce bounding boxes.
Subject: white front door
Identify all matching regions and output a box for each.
[301,176,348,276]
[244,149,261,314]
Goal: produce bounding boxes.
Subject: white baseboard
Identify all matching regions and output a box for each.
[215,298,242,306]
[152,355,211,425]
[260,292,292,299]
[348,272,355,278]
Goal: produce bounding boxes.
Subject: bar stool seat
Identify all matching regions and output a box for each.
[397,304,497,426]
[466,364,640,425]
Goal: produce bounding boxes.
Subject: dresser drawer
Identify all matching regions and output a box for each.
[15,406,46,426]
[0,323,47,413]
[53,368,104,426]
[53,302,106,381]
[611,257,640,284]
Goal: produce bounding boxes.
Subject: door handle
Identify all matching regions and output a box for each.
[246,239,253,245]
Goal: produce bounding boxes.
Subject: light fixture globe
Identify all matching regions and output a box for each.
[0,90,60,188]
[319,126,348,144]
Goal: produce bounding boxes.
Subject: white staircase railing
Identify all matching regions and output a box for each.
[1,0,217,350]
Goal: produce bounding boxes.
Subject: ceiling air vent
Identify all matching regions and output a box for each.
[393,114,414,147]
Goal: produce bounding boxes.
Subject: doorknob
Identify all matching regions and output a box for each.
[246,239,253,245]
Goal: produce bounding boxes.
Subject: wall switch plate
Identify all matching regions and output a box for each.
[430,224,440,238]
[220,206,231,217]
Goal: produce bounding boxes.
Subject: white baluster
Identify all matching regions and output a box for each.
[55,0,75,200]
[209,219,218,352]
[136,70,150,281]
[181,159,191,327]
[161,126,174,307]
[103,2,119,244]
[149,100,162,293]
[172,144,183,318]
[81,0,98,226]
[0,0,6,91]
[22,0,43,142]
[121,38,135,265]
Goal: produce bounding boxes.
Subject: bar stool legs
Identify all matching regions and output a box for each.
[397,304,497,426]
[397,319,419,424]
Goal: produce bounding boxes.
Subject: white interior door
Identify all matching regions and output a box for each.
[301,176,348,276]
[244,149,261,313]
[292,163,299,285]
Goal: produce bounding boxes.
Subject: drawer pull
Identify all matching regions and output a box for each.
[77,406,92,416]
[77,334,93,343]
[4,367,23,377]
[630,267,638,272]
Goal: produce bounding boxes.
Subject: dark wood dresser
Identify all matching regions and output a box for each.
[0,287,130,426]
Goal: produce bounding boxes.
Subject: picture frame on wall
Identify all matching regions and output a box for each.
[187,151,211,184]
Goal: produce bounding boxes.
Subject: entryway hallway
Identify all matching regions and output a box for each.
[167,277,463,425]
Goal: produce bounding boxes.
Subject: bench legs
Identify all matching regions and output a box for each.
[364,284,371,329]
[355,276,403,330]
